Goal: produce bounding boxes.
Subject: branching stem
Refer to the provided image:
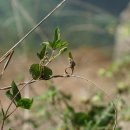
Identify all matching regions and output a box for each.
[0,80,36,90]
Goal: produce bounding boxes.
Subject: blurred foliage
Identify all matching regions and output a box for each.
[86,0,130,16]
[99,54,130,127]
[31,81,120,130]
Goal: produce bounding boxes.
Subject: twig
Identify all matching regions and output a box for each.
[0,50,14,79]
[6,107,18,119]
[1,119,5,130]
[0,100,4,115]
[0,0,67,63]
[0,52,11,63]
[0,79,33,130]
[0,100,4,130]
[0,80,36,90]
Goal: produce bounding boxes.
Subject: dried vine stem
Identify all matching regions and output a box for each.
[0,50,14,79]
[0,80,36,90]
[0,0,67,63]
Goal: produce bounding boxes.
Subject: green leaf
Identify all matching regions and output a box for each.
[37,44,47,60]
[41,66,53,80]
[6,81,22,106]
[29,64,53,80]
[51,41,68,50]
[72,112,88,126]
[54,41,68,50]
[8,129,12,130]
[11,81,21,102]
[97,105,115,127]
[6,90,14,100]
[53,28,60,42]
[29,64,41,80]
[17,98,33,109]
[49,28,68,50]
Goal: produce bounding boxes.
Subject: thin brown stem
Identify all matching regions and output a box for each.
[0,52,11,64]
[0,100,4,115]
[45,50,56,66]
[1,119,5,130]
[0,100,4,130]
[0,50,14,79]
[0,80,36,90]
[6,107,18,119]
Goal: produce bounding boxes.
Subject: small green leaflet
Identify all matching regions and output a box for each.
[30,64,53,80]
[49,28,68,50]
[6,81,21,105]
[11,81,21,102]
[29,64,41,80]
[37,44,47,60]
[53,28,60,42]
[17,98,33,109]
[52,41,67,50]
[72,112,88,126]
[6,90,14,100]
[40,66,53,80]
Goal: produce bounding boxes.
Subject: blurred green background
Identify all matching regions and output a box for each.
[0,0,130,55]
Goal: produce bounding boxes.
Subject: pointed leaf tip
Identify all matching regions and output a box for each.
[11,81,21,102]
